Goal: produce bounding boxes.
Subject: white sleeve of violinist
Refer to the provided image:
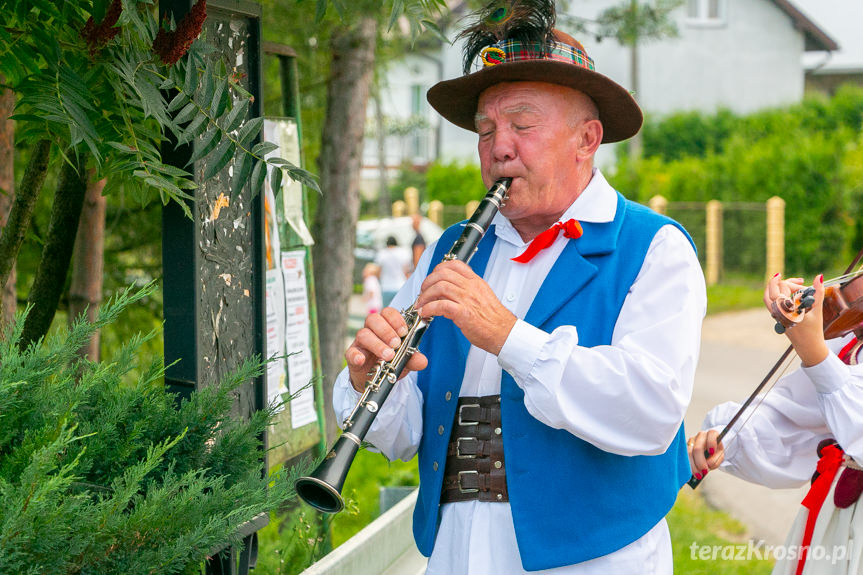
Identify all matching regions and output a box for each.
[703,334,863,488]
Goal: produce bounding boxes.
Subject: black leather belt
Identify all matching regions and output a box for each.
[441,395,508,503]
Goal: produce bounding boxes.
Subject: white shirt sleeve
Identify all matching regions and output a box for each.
[703,335,863,488]
[497,225,707,456]
[330,242,439,462]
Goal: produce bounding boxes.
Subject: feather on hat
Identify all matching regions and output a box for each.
[427,0,642,143]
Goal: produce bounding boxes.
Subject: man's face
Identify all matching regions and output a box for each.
[476,82,597,232]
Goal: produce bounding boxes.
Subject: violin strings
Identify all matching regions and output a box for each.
[823,265,863,288]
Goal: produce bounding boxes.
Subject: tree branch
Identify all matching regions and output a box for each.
[0,139,51,293]
[19,151,89,350]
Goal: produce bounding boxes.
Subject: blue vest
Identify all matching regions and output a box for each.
[411,193,696,571]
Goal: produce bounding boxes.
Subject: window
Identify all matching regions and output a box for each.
[687,0,725,24]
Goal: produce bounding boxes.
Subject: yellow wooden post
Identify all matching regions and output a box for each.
[428,200,443,227]
[648,195,668,215]
[392,200,406,217]
[404,186,419,216]
[766,196,785,279]
[705,200,723,286]
[465,200,479,220]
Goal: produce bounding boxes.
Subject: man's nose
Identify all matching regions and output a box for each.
[490,129,517,163]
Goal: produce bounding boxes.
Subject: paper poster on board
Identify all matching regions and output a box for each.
[281,250,317,428]
[265,270,288,411]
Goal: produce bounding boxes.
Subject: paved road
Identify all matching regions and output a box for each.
[687,309,808,546]
[347,297,807,546]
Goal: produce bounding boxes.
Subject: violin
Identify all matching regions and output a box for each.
[688,255,863,490]
[770,269,863,340]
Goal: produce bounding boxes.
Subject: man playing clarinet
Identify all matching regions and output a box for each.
[332,1,707,572]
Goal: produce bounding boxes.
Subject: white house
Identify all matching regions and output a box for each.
[363,0,837,184]
[792,0,863,93]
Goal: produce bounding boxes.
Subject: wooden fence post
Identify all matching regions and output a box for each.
[766,196,785,279]
[404,187,419,216]
[392,200,406,217]
[648,195,667,215]
[706,200,723,286]
[465,200,479,220]
[428,200,443,227]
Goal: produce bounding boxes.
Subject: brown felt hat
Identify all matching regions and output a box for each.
[427,31,642,143]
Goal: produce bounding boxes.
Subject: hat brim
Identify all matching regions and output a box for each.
[427,60,643,144]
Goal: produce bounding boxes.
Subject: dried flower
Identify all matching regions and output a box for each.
[81,0,123,56]
[153,0,208,66]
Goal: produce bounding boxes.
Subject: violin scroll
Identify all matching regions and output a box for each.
[771,287,816,334]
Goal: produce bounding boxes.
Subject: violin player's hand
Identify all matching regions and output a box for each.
[687,430,724,480]
[765,273,829,367]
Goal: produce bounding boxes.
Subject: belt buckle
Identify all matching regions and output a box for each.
[456,437,477,459]
[457,470,479,493]
[458,403,480,426]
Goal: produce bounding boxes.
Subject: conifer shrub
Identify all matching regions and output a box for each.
[0,284,302,574]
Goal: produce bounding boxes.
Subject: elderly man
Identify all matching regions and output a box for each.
[333,2,706,573]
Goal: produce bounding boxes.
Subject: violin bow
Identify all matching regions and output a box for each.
[688,244,863,489]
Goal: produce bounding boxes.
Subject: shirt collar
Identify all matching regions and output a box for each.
[492,168,618,246]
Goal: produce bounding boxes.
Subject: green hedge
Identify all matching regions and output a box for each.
[610,85,863,274]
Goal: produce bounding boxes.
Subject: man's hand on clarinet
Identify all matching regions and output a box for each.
[415,260,517,356]
[687,430,724,481]
[346,307,429,393]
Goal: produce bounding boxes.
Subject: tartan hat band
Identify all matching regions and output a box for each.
[480,39,596,71]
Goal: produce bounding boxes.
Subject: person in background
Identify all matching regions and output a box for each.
[333,1,706,572]
[375,236,410,308]
[361,263,382,316]
[411,214,427,271]
[689,272,863,575]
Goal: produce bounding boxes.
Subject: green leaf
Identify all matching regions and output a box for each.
[210,79,228,119]
[151,163,194,179]
[186,127,221,166]
[106,142,137,153]
[250,159,266,196]
[422,19,450,44]
[237,117,263,146]
[252,141,278,157]
[134,74,170,126]
[203,139,236,180]
[200,62,215,106]
[178,114,209,145]
[315,0,327,22]
[288,168,320,193]
[222,100,249,133]
[174,102,198,125]
[183,61,198,95]
[167,92,189,113]
[231,151,252,197]
[270,164,283,196]
[389,0,404,31]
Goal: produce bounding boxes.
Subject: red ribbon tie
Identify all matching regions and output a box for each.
[512,218,583,264]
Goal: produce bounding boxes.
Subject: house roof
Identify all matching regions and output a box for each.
[771,0,839,52]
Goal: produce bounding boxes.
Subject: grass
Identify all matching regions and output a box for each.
[669,489,774,573]
[706,278,765,315]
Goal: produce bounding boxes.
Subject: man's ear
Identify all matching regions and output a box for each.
[576,119,603,161]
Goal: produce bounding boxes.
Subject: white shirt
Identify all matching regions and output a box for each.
[375,246,410,292]
[703,335,863,488]
[334,169,707,574]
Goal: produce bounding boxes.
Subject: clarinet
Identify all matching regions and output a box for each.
[295,178,512,513]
